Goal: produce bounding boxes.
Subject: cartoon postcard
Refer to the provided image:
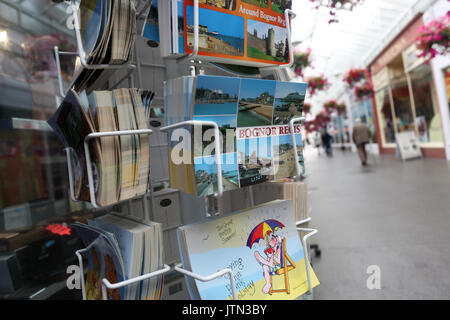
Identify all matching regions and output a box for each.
[178,199,319,300]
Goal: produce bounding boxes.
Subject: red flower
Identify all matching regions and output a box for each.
[293,48,312,77]
[343,68,368,88]
[415,14,450,61]
[307,75,330,96]
[354,82,373,100]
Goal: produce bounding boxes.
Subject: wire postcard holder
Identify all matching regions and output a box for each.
[64,129,156,225]
[54,0,139,98]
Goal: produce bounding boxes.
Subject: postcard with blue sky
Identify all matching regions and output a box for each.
[237,78,275,127]
[194,152,239,196]
[186,6,245,56]
[273,81,307,125]
[247,19,288,63]
[193,76,240,116]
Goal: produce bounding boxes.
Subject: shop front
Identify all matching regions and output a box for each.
[369,15,447,159]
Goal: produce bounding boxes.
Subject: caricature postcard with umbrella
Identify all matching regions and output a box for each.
[177,199,319,300]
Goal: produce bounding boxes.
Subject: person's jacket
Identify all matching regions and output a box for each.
[352,123,371,145]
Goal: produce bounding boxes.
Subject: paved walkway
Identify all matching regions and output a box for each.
[305,146,450,299]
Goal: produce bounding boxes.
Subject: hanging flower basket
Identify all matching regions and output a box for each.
[305,121,316,132]
[336,103,346,116]
[292,48,312,77]
[416,13,450,60]
[307,75,330,96]
[343,68,368,88]
[354,82,373,100]
[314,111,331,129]
[323,100,339,114]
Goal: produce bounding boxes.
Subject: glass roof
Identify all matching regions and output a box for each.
[291,0,435,113]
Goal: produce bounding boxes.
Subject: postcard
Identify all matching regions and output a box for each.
[186,6,245,57]
[237,135,273,187]
[273,81,307,125]
[237,78,275,127]
[194,152,239,196]
[272,132,303,180]
[247,19,288,63]
[178,199,319,300]
[142,0,160,46]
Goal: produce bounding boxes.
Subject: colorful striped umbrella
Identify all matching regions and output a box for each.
[246,219,285,248]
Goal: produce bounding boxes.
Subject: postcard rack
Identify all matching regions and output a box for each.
[177,0,297,72]
[52,0,319,301]
[64,129,157,224]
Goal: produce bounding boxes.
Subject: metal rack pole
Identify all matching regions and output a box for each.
[289,117,306,180]
[296,225,318,295]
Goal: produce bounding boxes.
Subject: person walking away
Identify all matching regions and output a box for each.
[321,129,333,156]
[352,118,371,165]
[313,131,322,155]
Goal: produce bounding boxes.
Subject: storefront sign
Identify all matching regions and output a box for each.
[402,43,426,72]
[372,67,390,91]
[370,17,424,75]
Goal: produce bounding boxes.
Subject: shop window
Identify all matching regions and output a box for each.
[409,64,443,144]
[375,88,395,144]
[0,1,83,233]
[391,80,415,133]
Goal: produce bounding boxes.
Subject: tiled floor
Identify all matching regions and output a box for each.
[305,146,450,299]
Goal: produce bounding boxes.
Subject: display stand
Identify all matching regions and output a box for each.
[54,0,318,301]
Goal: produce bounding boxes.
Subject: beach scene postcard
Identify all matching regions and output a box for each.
[193,115,237,158]
[186,6,245,57]
[237,78,275,127]
[237,135,273,187]
[273,82,307,125]
[272,132,303,180]
[247,19,288,63]
[193,75,240,116]
[194,153,239,196]
[179,199,319,300]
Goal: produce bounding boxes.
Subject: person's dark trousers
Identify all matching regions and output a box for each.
[357,142,368,165]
